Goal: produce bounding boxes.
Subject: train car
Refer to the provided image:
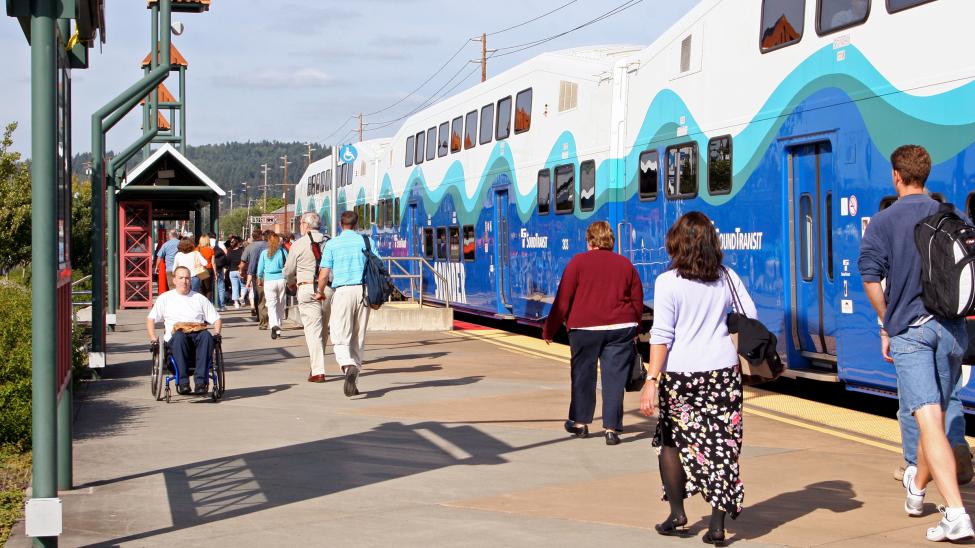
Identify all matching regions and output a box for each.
[294,149,335,236]
[300,0,975,405]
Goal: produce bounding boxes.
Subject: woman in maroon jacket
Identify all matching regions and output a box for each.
[543,220,644,445]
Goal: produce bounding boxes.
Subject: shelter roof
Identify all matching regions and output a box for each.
[141,43,188,68]
[139,83,177,105]
[121,143,225,196]
[146,0,211,13]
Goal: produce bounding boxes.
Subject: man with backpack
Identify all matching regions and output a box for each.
[284,212,332,383]
[318,210,378,397]
[859,144,973,542]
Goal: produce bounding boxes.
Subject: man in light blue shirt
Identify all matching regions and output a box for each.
[156,228,181,288]
[318,210,376,397]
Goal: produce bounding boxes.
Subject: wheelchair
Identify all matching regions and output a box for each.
[149,333,225,403]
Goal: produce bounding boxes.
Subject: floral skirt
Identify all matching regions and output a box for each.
[651,364,744,515]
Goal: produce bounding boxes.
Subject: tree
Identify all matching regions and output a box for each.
[0,123,32,272]
[70,175,93,274]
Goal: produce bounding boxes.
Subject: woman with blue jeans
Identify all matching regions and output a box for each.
[226,237,245,308]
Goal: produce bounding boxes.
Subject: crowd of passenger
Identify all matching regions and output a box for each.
[145,145,973,544]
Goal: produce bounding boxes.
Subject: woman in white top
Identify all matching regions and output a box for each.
[639,212,757,546]
[172,238,206,294]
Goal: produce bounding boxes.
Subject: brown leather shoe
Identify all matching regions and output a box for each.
[307,374,326,383]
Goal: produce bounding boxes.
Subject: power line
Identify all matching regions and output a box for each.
[362,60,476,129]
[485,0,579,36]
[362,39,472,118]
[323,116,355,142]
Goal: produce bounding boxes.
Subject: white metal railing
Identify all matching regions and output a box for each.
[71,274,93,308]
[384,256,452,309]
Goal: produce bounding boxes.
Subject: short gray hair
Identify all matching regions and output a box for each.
[301,212,320,229]
[168,228,180,239]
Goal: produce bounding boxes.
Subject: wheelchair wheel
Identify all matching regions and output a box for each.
[151,344,166,401]
[211,344,225,402]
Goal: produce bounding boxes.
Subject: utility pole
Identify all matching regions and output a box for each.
[280,155,292,233]
[358,113,363,143]
[228,187,234,211]
[305,143,315,166]
[260,163,269,210]
[481,32,487,82]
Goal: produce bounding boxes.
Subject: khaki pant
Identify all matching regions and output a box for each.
[264,279,287,329]
[298,284,333,376]
[329,284,369,371]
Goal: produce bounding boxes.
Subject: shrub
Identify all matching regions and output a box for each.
[0,282,32,449]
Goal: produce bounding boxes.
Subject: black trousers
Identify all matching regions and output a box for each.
[567,326,637,431]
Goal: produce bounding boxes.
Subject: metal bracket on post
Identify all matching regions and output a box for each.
[24,498,62,538]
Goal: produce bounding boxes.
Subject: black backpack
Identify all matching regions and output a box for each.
[361,235,394,309]
[914,202,975,319]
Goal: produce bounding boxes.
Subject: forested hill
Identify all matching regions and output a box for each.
[72,141,331,200]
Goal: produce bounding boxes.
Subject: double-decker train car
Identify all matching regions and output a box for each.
[299,0,975,405]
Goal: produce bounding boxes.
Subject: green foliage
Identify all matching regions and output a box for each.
[0,282,32,449]
[0,444,30,545]
[71,175,93,274]
[0,123,32,272]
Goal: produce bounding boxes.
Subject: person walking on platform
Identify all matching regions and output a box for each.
[226,236,245,309]
[258,232,288,340]
[196,234,215,299]
[859,144,974,542]
[543,220,643,446]
[639,212,755,546]
[210,232,228,311]
[173,237,206,294]
[284,212,333,383]
[318,210,374,397]
[156,228,181,289]
[240,229,269,329]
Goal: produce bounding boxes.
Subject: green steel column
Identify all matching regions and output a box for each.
[145,3,158,160]
[90,123,105,355]
[56,381,72,490]
[179,66,186,151]
[30,0,59,545]
[210,198,219,305]
[106,171,117,318]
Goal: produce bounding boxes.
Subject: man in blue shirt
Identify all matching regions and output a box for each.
[859,145,973,542]
[318,210,376,397]
[156,229,181,289]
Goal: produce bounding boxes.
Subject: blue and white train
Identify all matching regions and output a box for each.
[295,0,975,406]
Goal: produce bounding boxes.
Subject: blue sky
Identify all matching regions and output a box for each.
[0,0,700,157]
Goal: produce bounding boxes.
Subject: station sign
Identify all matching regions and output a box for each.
[339,145,358,164]
[250,215,277,225]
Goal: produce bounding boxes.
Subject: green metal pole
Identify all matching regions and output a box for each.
[179,65,186,151]
[145,3,158,160]
[56,381,72,491]
[107,170,117,319]
[30,0,59,545]
[210,197,219,305]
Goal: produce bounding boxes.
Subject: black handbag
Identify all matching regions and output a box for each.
[724,268,784,385]
[625,341,647,392]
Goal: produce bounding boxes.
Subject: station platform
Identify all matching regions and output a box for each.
[9,307,975,547]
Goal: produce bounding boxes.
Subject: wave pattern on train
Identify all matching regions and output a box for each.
[293,0,975,407]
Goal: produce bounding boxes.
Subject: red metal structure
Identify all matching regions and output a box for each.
[119,201,154,308]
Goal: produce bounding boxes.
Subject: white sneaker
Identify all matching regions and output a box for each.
[926,506,974,542]
[234,300,241,309]
[904,465,925,517]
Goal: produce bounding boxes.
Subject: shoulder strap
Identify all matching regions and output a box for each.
[362,234,372,253]
[723,266,744,314]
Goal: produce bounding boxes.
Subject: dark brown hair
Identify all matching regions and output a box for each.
[177,238,194,253]
[340,210,358,229]
[586,221,615,250]
[666,211,723,283]
[891,144,931,187]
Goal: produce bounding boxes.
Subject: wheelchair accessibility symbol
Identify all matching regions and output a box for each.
[339,145,358,164]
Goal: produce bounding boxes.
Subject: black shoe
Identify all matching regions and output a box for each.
[271,326,280,339]
[605,431,621,445]
[176,385,192,396]
[702,530,726,546]
[563,420,589,438]
[193,385,208,395]
[655,515,690,537]
[343,367,359,397]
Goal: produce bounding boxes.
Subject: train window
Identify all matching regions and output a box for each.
[449,227,461,262]
[405,135,415,167]
[555,164,575,214]
[325,169,331,191]
[479,103,494,145]
[436,227,447,259]
[515,88,532,134]
[707,135,733,195]
[426,127,437,161]
[415,131,425,165]
[639,150,659,201]
[377,201,385,229]
[887,0,935,13]
[394,198,401,227]
[537,169,551,215]
[579,160,596,212]
[345,162,353,186]
[385,198,395,228]
[879,195,897,210]
[423,228,434,260]
[825,191,834,280]
[450,116,463,153]
[496,96,513,141]
[559,81,578,112]
[665,142,699,199]
[438,122,449,157]
[464,110,477,150]
[930,192,945,203]
[760,0,805,53]
[463,225,476,262]
[800,193,814,281]
[818,0,870,35]
[371,204,376,225]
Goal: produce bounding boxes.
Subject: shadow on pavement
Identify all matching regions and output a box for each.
[193,383,297,402]
[77,421,568,547]
[355,375,484,400]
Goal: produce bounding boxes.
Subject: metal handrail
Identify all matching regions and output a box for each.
[384,256,452,309]
[71,274,94,308]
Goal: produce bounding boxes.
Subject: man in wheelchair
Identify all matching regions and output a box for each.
[146,266,223,395]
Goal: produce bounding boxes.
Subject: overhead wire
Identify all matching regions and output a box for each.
[361,40,472,118]
[484,0,579,36]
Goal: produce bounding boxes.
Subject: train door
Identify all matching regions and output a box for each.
[789,142,838,367]
[494,189,513,315]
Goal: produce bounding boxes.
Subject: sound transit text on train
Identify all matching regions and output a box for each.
[718,228,764,251]
[520,229,549,249]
